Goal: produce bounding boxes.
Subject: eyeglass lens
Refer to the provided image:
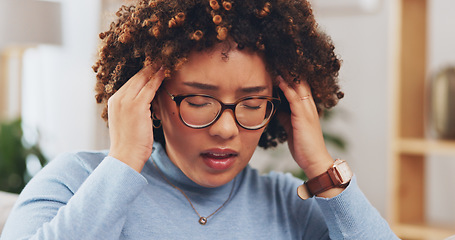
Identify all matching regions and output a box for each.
[179,96,274,129]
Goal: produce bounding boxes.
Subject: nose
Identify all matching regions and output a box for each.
[208,109,239,139]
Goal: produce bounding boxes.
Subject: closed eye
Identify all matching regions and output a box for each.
[187,101,212,108]
[240,104,262,110]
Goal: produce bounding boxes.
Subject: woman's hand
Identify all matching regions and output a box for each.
[107,66,165,173]
[276,76,335,181]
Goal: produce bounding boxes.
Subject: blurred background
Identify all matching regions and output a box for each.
[0,0,454,239]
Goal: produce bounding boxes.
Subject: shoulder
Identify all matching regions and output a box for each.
[71,150,110,172]
[46,150,108,174]
[240,165,304,200]
[24,150,109,194]
[242,165,302,188]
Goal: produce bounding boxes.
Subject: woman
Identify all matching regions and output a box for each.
[1,0,399,239]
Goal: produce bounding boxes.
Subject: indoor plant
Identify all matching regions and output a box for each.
[0,118,47,193]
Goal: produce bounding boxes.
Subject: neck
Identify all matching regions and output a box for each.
[148,142,237,194]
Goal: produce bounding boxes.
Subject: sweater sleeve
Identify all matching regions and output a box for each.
[313,176,400,240]
[0,153,147,240]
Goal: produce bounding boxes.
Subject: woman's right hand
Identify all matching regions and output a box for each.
[107,66,165,172]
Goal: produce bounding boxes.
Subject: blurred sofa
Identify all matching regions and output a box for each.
[0,191,18,234]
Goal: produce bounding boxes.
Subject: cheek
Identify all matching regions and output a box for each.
[241,129,264,148]
[162,110,181,130]
[161,107,194,142]
[158,96,177,121]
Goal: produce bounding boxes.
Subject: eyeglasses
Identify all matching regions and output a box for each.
[165,90,280,130]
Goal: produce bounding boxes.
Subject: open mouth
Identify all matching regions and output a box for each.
[201,152,237,159]
[201,149,238,170]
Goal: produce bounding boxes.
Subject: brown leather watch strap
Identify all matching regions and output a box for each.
[302,159,352,197]
[306,171,338,196]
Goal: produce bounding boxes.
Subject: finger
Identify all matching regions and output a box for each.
[277,76,302,104]
[137,68,165,103]
[277,76,318,118]
[293,79,313,100]
[117,65,157,97]
[279,76,315,102]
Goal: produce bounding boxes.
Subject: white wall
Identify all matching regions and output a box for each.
[314,0,392,215]
[22,0,106,158]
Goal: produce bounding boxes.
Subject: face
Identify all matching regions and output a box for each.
[153,44,274,188]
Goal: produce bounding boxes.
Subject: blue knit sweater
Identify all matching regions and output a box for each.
[1,143,398,239]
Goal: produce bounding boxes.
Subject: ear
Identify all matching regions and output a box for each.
[151,93,162,120]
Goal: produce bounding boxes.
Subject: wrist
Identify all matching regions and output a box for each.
[300,153,334,179]
[297,159,353,200]
[109,147,150,173]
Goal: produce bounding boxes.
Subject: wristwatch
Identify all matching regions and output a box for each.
[297,159,353,200]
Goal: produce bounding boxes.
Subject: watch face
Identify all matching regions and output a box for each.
[333,160,353,185]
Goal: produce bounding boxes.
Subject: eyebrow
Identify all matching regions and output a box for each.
[183,82,218,90]
[182,82,268,93]
[240,86,268,94]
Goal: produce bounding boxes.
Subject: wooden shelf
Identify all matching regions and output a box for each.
[388,1,455,239]
[393,223,455,240]
[396,138,455,156]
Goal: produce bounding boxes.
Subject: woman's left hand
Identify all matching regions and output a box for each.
[276,76,334,180]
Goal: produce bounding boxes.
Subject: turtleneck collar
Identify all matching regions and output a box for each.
[145,142,237,195]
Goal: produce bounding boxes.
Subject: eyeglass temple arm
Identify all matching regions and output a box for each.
[165,89,175,100]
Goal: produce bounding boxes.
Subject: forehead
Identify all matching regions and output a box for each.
[169,45,273,92]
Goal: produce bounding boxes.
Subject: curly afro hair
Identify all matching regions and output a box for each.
[93,0,343,149]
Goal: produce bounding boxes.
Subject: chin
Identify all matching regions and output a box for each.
[194,173,236,188]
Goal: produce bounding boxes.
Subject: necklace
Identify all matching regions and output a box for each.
[152,159,236,225]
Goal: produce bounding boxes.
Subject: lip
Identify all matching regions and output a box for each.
[201,148,238,171]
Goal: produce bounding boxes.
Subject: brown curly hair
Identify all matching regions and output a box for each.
[93,0,343,149]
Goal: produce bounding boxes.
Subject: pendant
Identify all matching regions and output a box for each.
[199,217,207,225]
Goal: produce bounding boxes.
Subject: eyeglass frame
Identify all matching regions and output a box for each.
[164,89,281,130]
